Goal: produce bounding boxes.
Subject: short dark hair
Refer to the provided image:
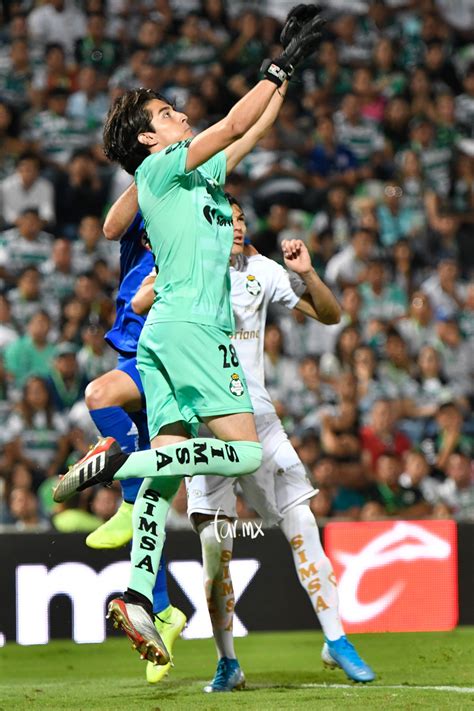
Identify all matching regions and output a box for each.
[45,42,64,56]
[352,227,375,241]
[225,192,243,212]
[16,150,40,167]
[102,88,169,175]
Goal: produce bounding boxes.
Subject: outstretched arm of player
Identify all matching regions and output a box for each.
[103,182,139,240]
[186,80,278,172]
[282,239,341,324]
[186,11,325,172]
[131,271,156,315]
[224,81,288,174]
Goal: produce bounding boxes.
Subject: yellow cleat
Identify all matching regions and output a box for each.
[146,605,187,684]
[86,501,133,549]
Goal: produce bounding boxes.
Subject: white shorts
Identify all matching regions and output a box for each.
[186,413,318,526]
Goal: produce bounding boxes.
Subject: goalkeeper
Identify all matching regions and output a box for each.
[54,5,326,668]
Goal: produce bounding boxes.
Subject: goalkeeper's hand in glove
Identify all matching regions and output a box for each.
[261,6,325,87]
[280,4,321,48]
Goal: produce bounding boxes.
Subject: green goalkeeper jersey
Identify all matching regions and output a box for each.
[135,139,234,332]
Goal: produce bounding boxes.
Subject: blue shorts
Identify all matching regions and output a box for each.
[117,355,145,399]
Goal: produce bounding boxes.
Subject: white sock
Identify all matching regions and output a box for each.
[198,520,236,660]
[280,504,344,641]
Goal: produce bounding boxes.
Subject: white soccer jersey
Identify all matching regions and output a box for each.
[230,254,302,416]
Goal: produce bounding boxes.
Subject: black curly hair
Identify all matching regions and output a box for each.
[102,88,169,175]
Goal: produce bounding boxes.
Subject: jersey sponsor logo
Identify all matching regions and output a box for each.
[245,275,261,296]
[324,520,458,632]
[231,329,260,340]
[202,204,232,227]
[229,373,244,396]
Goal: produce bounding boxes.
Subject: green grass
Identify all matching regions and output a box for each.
[1,629,474,711]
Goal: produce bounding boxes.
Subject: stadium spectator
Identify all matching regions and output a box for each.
[0,37,32,112]
[360,452,431,520]
[0,210,53,281]
[0,99,26,181]
[7,266,57,325]
[359,257,408,322]
[59,295,90,345]
[434,452,474,521]
[54,151,107,238]
[74,11,120,75]
[334,94,384,177]
[7,486,50,531]
[46,342,88,412]
[399,450,442,506]
[308,115,358,191]
[77,322,117,382]
[377,183,425,248]
[0,152,55,227]
[40,238,77,303]
[3,375,69,480]
[360,399,411,476]
[27,87,89,169]
[325,228,375,293]
[66,66,109,131]
[4,310,55,389]
[27,0,87,58]
[421,258,467,318]
[310,183,355,250]
[420,402,473,477]
[433,314,474,398]
[31,42,79,108]
[72,215,116,273]
[0,294,18,353]
[455,64,474,138]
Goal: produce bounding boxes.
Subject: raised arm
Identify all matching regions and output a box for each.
[186,10,325,173]
[103,182,139,241]
[185,80,278,172]
[224,81,288,174]
[282,239,341,325]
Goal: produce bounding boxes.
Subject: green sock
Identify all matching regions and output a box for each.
[113,438,262,481]
[128,476,181,603]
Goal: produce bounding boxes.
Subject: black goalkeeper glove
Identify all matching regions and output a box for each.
[280,4,321,48]
[261,7,325,87]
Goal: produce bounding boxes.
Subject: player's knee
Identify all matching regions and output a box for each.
[85,379,110,410]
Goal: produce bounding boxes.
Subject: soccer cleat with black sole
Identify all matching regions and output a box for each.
[107,597,170,666]
[53,437,125,503]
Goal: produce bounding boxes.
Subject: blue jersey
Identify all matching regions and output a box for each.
[105,212,155,357]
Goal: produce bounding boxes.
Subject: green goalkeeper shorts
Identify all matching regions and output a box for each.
[137,320,254,439]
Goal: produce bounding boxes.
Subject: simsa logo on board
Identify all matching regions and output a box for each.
[324,520,458,633]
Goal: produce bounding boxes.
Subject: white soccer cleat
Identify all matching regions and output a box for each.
[107,597,170,666]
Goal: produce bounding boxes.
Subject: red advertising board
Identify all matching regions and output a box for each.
[324,520,458,633]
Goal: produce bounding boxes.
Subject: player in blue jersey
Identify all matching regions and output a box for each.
[84,184,186,682]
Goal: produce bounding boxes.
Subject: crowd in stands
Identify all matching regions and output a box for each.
[0,0,473,532]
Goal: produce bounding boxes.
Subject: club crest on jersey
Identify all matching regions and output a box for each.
[245,275,261,296]
[229,373,244,396]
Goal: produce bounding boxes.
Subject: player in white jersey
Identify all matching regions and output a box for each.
[132,196,376,690]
